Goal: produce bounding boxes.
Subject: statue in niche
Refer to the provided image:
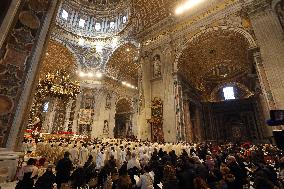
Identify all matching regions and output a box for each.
[105,93,112,110]
[152,54,162,78]
[103,120,109,135]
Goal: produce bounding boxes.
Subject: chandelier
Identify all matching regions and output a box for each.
[36,70,80,100]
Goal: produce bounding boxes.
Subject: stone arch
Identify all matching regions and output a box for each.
[272,0,282,11]
[104,39,140,68]
[50,36,81,69]
[39,39,79,79]
[105,42,140,85]
[114,97,133,138]
[115,97,133,113]
[174,26,258,72]
[209,82,254,102]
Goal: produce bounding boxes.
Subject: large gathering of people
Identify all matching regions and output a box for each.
[14,137,284,189]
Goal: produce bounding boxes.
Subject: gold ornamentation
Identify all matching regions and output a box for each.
[106,43,139,85]
[177,29,250,92]
[0,95,13,114]
[40,40,77,79]
[36,70,80,100]
[28,0,50,12]
[19,11,40,29]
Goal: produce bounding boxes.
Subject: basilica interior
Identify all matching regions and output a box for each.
[0,0,284,150]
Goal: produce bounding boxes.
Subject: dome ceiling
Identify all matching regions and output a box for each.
[178,29,252,92]
[78,0,123,10]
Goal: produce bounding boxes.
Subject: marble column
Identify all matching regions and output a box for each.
[72,90,83,134]
[63,100,74,131]
[137,54,152,141]
[247,0,284,110]
[253,51,276,134]
[0,0,60,149]
[183,99,193,142]
[0,0,21,48]
[47,99,58,133]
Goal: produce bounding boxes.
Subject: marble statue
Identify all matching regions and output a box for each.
[153,54,161,78]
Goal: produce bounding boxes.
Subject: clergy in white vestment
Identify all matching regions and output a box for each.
[96,150,106,169]
[127,153,141,170]
[120,147,127,163]
[138,145,144,160]
[140,150,150,168]
[79,145,89,165]
[69,145,79,163]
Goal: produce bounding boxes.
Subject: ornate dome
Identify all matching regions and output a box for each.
[56,0,131,38]
[78,0,123,11]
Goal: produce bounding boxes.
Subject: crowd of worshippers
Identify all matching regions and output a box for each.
[15,138,284,189]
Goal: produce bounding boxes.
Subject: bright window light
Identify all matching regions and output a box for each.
[96,72,102,78]
[175,0,204,15]
[43,102,49,112]
[223,87,235,100]
[78,38,85,46]
[79,19,85,27]
[122,16,127,23]
[79,71,85,77]
[96,42,103,53]
[110,21,115,29]
[61,9,68,20]
[95,23,101,31]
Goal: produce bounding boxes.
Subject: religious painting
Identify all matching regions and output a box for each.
[147,97,164,142]
[152,54,162,78]
[79,108,92,124]
[276,0,284,31]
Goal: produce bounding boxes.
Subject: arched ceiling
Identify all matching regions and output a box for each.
[116,98,132,113]
[40,40,77,78]
[177,29,252,91]
[105,43,139,85]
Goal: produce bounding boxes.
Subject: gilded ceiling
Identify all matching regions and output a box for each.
[132,0,173,32]
[75,0,125,11]
[40,39,77,78]
[105,43,139,85]
[178,29,251,91]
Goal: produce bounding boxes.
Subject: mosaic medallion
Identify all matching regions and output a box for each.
[19,11,40,29]
[0,95,13,115]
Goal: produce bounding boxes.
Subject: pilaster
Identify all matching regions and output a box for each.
[0,0,60,149]
[246,0,284,111]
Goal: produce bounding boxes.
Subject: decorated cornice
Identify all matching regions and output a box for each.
[141,0,241,51]
[242,0,273,15]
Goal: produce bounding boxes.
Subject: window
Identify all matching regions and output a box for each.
[43,102,49,112]
[95,22,101,31]
[79,18,85,27]
[110,21,115,29]
[122,16,127,23]
[223,86,235,100]
[61,9,69,20]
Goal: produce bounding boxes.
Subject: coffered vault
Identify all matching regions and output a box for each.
[177,27,255,101]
